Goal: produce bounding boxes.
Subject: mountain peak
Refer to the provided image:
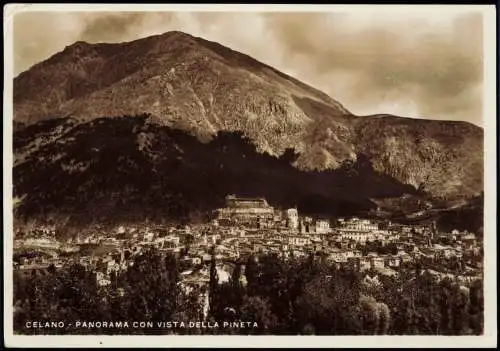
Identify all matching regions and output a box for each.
[160,30,194,39]
[67,40,91,48]
[14,30,352,125]
[60,40,95,57]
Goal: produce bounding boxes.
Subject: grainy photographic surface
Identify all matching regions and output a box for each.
[4,4,496,347]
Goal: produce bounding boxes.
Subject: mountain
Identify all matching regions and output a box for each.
[12,31,483,224]
[14,31,352,165]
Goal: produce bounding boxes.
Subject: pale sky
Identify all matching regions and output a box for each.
[12,10,484,126]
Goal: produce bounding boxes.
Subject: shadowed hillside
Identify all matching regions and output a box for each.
[13,115,417,226]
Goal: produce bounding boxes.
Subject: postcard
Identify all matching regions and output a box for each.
[3,3,497,348]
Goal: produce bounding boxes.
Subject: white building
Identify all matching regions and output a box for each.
[336,229,376,243]
[96,271,111,286]
[328,248,347,262]
[314,219,331,234]
[335,217,379,243]
[339,218,378,231]
[288,235,310,246]
[143,231,155,242]
[285,208,299,230]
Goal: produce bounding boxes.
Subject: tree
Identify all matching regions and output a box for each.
[450,285,471,334]
[47,263,56,275]
[358,295,391,335]
[240,295,278,334]
[116,248,180,333]
[295,271,361,335]
[358,295,380,334]
[437,277,455,334]
[244,254,259,295]
[468,279,484,334]
[208,252,219,317]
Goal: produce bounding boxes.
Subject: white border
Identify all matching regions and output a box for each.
[3,3,497,348]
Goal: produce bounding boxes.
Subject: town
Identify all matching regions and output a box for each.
[13,194,483,321]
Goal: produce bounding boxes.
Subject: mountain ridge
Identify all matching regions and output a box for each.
[13,30,483,205]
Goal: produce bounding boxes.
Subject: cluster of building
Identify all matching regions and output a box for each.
[13,195,483,319]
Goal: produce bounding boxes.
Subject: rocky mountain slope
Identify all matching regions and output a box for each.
[13,31,483,222]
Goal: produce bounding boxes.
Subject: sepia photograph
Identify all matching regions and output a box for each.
[3,3,497,348]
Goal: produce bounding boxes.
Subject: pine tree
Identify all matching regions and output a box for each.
[209,250,219,316]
